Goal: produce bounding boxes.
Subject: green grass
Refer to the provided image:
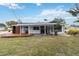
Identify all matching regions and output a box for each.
[0,35,79,56]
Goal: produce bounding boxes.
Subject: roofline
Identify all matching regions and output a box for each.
[12,22,63,26]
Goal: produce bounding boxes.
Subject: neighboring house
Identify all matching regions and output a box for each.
[70,23,79,29]
[0,23,6,31]
[12,22,65,35]
[70,25,79,29]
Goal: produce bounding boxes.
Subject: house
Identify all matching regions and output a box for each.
[70,24,79,29]
[65,23,79,30]
[0,23,6,31]
[12,22,65,35]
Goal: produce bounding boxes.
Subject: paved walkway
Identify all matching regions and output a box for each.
[0,31,12,35]
[58,32,71,36]
[0,31,71,37]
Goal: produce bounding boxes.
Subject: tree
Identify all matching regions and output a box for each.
[0,23,6,27]
[0,23,6,30]
[50,18,66,25]
[44,19,47,21]
[74,19,79,23]
[6,21,18,28]
[68,4,79,16]
[68,4,79,22]
[50,18,66,35]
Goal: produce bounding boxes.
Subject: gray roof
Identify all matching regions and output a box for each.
[13,22,58,26]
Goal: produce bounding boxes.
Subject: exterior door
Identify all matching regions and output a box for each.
[40,26,44,34]
[12,26,20,34]
[12,26,16,34]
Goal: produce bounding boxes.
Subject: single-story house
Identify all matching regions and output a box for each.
[66,23,79,30]
[12,22,65,35]
[70,24,79,29]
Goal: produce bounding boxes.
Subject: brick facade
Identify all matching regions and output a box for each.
[12,26,20,34]
[16,26,20,34]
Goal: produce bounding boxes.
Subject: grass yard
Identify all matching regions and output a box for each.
[0,35,79,56]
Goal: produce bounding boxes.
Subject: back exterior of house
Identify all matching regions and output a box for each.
[12,22,65,35]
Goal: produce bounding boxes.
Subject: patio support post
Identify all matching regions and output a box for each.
[44,25,46,35]
[28,26,30,35]
[53,25,54,35]
[20,26,21,36]
[39,26,41,34]
[62,25,65,33]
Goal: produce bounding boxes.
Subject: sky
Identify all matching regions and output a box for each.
[0,3,78,25]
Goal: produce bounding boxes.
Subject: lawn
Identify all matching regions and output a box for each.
[0,35,79,56]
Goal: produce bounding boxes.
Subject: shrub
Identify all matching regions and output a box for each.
[67,28,79,35]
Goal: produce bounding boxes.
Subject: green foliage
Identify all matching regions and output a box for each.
[67,28,79,35]
[50,18,65,32]
[50,18,66,25]
[0,23,6,27]
[74,19,79,23]
[6,21,18,28]
[54,24,62,31]
[68,4,79,17]
[67,9,78,16]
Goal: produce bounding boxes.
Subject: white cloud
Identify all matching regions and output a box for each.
[0,3,24,9]
[39,8,75,19]
[38,5,70,19]
[40,9,68,16]
[36,3,41,6]
[36,8,77,24]
[20,8,76,24]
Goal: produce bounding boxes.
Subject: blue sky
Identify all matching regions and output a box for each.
[0,3,77,24]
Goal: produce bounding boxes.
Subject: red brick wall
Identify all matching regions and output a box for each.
[15,26,20,34]
[12,26,20,34]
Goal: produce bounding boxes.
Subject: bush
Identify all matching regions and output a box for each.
[67,28,79,35]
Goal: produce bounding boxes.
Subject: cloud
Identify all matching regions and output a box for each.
[36,3,41,6]
[36,8,77,24]
[0,3,24,9]
[39,5,69,18]
[40,9,67,16]
[39,8,75,19]
[20,8,77,24]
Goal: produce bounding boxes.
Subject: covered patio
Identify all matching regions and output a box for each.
[12,23,64,35]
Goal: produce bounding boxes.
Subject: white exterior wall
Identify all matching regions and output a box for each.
[21,26,25,33]
[20,26,28,34]
[50,26,54,34]
[61,25,65,33]
[20,25,64,35]
[28,26,40,34]
[50,30,54,34]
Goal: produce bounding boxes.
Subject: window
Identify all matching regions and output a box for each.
[54,25,62,32]
[33,26,39,30]
[13,26,16,33]
[24,26,28,33]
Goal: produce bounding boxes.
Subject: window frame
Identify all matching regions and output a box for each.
[33,26,39,30]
